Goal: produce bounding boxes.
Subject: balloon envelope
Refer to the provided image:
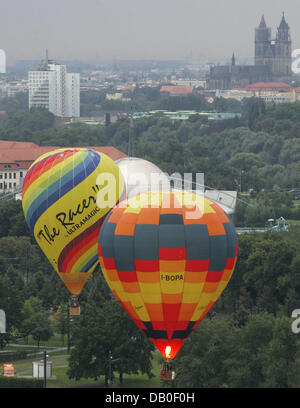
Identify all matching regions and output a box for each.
[98,190,238,359]
[116,157,170,198]
[22,148,125,295]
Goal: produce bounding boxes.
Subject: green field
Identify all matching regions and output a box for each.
[287,219,300,226]
[12,332,67,349]
[2,332,167,388]
[4,346,164,388]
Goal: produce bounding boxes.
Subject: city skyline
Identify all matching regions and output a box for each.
[0,0,299,64]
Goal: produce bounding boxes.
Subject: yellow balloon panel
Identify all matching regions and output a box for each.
[23,148,124,295]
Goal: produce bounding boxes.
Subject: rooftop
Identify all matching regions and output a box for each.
[245,82,292,91]
[160,85,195,95]
[0,141,127,170]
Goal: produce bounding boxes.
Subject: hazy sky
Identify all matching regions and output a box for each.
[1,0,299,63]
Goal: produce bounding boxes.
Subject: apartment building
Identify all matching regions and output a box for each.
[28,60,80,117]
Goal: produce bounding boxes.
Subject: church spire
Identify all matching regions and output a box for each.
[231,52,236,66]
[278,11,289,29]
[277,12,290,42]
[258,14,267,29]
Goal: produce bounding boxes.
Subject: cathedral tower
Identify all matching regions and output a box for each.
[273,12,292,81]
[255,15,272,66]
[255,13,292,83]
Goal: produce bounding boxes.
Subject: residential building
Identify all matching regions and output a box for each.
[244,82,296,103]
[215,89,254,101]
[28,59,80,117]
[169,79,206,88]
[0,141,126,195]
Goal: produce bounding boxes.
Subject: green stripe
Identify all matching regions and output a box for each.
[23,152,85,215]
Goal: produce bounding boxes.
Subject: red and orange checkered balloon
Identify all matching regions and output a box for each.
[98,191,238,359]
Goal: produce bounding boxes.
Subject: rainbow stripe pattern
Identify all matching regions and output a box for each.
[23,148,125,295]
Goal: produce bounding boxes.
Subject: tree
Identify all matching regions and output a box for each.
[219,233,300,317]
[255,117,275,132]
[279,138,300,165]
[0,200,30,238]
[30,312,53,349]
[174,318,237,388]
[0,92,28,115]
[227,152,263,171]
[262,316,300,388]
[175,313,300,388]
[0,107,55,132]
[21,297,53,349]
[0,275,24,348]
[225,313,275,388]
[246,99,266,130]
[68,297,154,386]
[52,305,68,346]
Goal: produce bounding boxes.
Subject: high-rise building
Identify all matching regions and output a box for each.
[28,56,80,117]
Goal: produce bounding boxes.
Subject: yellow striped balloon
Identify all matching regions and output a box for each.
[22,148,125,296]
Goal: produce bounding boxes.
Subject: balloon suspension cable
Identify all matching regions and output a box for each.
[128,106,134,158]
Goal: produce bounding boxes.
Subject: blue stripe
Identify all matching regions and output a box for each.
[28,158,86,222]
[81,254,99,272]
[27,151,100,232]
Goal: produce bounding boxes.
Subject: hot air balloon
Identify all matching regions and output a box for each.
[22,147,125,311]
[98,190,238,377]
[116,157,170,198]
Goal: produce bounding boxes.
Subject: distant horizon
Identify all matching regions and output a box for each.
[1,0,299,64]
[7,55,255,66]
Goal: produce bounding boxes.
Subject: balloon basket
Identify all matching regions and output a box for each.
[160,359,175,382]
[69,295,80,316]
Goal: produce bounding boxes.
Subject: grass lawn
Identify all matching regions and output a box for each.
[8,349,164,388]
[4,332,166,388]
[13,332,66,349]
[1,345,37,351]
[287,219,300,226]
